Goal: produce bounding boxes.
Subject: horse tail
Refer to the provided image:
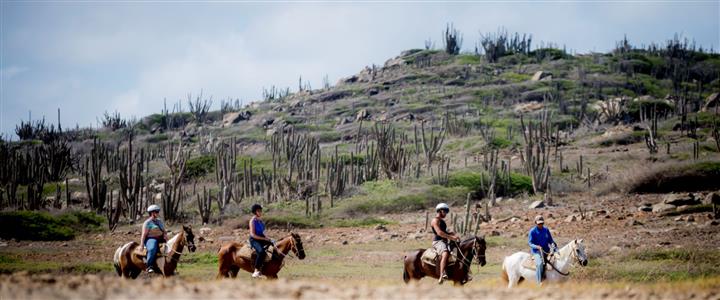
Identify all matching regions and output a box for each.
[402,256,410,283]
[501,261,509,283]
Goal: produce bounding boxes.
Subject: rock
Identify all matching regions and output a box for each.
[652,203,677,213]
[67,178,82,184]
[366,87,380,96]
[662,193,700,206]
[627,219,643,226]
[154,193,162,202]
[514,101,544,114]
[703,192,720,205]
[337,75,358,85]
[565,215,578,222]
[374,224,387,232]
[510,234,518,238]
[342,240,348,245]
[222,111,251,126]
[638,206,652,212]
[528,200,545,209]
[701,92,719,112]
[706,220,719,226]
[260,118,275,128]
[531,71,551,81]
[673,216,684,222]
[70,191,88,202]
[687,216,695,222]
[218,236,235,242]
[443,78,465,86]
[490,230,501,237]
[199,227,212,236]
[61,243,69,247]
[609,246,623,253]
[355,109,370,122]
[0,242,8,247]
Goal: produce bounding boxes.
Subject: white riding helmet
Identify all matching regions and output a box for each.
[147,204,161,213]
[436,203,450,212]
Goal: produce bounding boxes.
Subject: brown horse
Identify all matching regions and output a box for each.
[403,236,487,285]
[113,225,196,279]
[216,232,305,279]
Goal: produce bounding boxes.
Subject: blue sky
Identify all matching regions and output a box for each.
[1,1,718,138]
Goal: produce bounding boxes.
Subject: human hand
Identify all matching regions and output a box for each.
[271,239,276,245]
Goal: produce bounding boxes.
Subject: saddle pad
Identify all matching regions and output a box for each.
[134,244,167,257]
[237,244,274,263]
[523,255,555,271]
[421,248,456,267]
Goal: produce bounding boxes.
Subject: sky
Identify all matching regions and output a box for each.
[1,1,718,139]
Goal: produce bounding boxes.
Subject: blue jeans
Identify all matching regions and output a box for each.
[145,238,159,269]
[533,252,544,284]
[249,237,271,270]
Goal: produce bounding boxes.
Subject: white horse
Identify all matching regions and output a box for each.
[501,239,588,287]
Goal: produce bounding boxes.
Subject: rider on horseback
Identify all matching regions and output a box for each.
[431,203,460,284]
[249,203,275,278]
[528,215,557,285]
[140,204,168,274]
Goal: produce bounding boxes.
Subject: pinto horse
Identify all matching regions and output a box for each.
[216,233,305,279]
[403,236,487,285]
[113,225,197,279]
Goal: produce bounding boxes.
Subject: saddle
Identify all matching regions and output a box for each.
[421,248,456,267]
[134,243,168,258]
[237,244,275,263]
[522,253,556,279]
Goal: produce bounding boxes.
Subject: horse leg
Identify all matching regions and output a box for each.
[230,266,240,278]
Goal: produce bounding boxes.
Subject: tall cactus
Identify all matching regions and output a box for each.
[85,138,109,213]
[519,111,553,194]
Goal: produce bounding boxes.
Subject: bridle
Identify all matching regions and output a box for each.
[543,240,585,276]
[275,235,303,259]
[453,237,485,269]
[167,232,195,263]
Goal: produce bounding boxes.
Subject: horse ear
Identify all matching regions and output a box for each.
[578,239,584,244]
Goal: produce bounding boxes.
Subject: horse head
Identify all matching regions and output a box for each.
[290,232,306,260]
[182,225,197,253]
[572,239,588,267]
[474,236,487,267]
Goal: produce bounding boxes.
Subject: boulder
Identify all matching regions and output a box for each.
[260,118,275,128]
[531,71,551,81]
[70,191,88,203]
[638,204,653,212]
[222,111,251,126]
[528,200,545,209]
[374,224,387,232]
[355,109,370,122]
[652,203,677,213]
[564,215,578,222]
[703,192,720,205]
[662,193,700,206]
[701,92,719,113]
[199,227,212,236]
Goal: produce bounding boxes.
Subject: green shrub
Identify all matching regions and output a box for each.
[455,54,482,65]
[0,211,75,241]
[145,133,169,143]
[448,171,533,197]
[184,155,215,179]
[628,161,720,193]
[489,137,512,149]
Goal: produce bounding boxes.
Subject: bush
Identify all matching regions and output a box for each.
[0,211,83,241]
[184,155,215,179]
[340,184,468,216]
[448,170,533,197]
[627,161,720,193]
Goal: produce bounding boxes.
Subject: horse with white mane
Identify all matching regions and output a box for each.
[501,239,588,287]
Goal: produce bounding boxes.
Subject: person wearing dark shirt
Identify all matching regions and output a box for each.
[431,203,460,284]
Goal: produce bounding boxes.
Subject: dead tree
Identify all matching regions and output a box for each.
[643,104,659,155]
[85,138,109,213]
[420,120,446,175]
[519,112,552,194]
[197,186,212,225]
[162,141,189,222]
[118,130,146,222]
[373,122,409,180]
[215,138,238,213]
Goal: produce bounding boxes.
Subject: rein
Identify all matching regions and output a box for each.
[541,247,578,277]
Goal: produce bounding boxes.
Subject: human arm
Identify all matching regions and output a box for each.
[528,229,541,250]
[140,221,148,249]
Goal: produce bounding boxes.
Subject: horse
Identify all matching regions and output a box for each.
[113,225,197,279]
[501,239,588,287]
[216,232,305,279]
[403,236,487,285]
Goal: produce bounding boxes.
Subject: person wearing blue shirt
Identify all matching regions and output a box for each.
[249,204,275,278]
[528,215,557,284]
